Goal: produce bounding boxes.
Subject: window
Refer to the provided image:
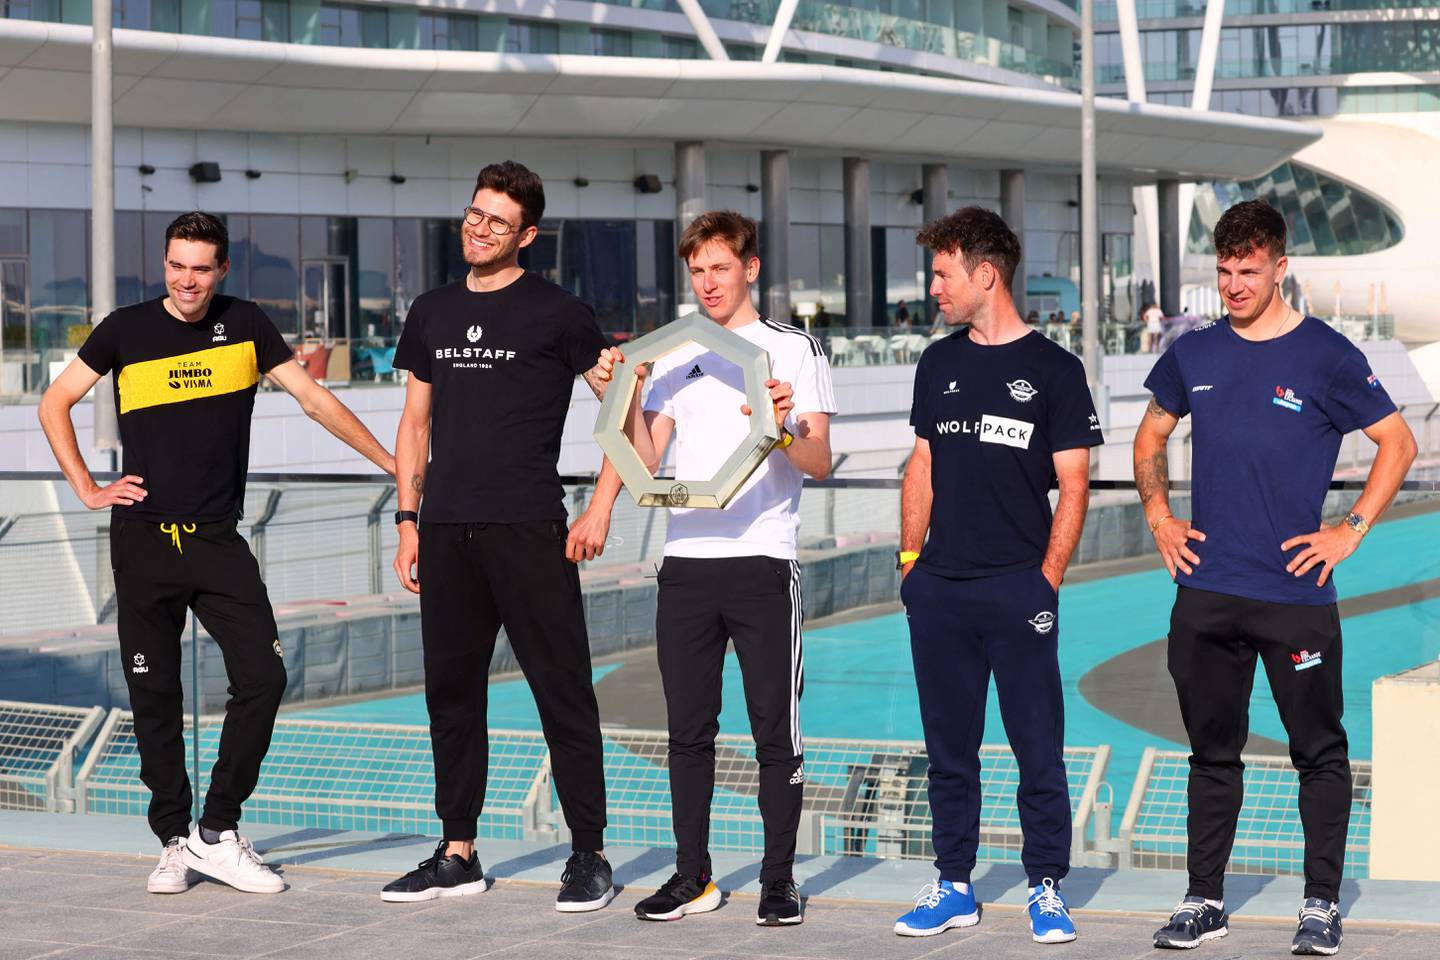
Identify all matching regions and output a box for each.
[420,11,478,51]
[662,35,698,58]
[590,27,631,57]
[506,20,558,54]
[318,2,386,47]
[248,215,300,337]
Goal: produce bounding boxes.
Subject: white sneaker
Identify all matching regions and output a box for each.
[181,827,285,894]
[147,836,199,894]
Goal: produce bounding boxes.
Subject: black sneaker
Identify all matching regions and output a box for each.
[380,840,490,902]
[556,851,615,913]
[634,872,722,921]
[1292,898,1342,956]
[756,877,802,926]
[1154,896,1228,949]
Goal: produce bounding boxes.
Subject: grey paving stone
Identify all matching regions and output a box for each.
[98,916,346,958]
[0,905,182,946]
[0,939,76,960]
[255,928,525,960]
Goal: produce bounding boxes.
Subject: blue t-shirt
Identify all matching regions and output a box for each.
[910,329,1103,579]
[1144,316,1396,606]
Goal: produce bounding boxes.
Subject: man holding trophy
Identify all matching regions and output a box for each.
[589,211,837,926]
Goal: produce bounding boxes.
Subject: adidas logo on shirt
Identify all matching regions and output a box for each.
[685,364,705,380]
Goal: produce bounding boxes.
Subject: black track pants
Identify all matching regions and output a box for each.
[655,555,805,883]
[418,520,607,850]
[111,517,287,843]
[1168,586,1351,902]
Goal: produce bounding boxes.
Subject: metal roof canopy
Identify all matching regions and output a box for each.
[0,21,1320,182]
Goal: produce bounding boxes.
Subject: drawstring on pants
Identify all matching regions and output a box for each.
[159,522,197,554]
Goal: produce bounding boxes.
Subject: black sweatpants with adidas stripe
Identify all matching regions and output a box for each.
[655,555,806,883]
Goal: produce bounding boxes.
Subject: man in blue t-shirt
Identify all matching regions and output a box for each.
[1135,201,1416,956]
[894,207,1102,944]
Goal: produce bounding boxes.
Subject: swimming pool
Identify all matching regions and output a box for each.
[293,506,1440,815]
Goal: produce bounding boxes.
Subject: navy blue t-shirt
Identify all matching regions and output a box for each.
[1144,316,1396,606]
[910,329,1102,579]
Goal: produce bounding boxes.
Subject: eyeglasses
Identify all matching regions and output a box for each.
[462,206,516,235]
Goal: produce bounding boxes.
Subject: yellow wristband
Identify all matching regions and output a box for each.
[899,550,920,565]
[1149,514,1173,534]
[777,429,794,449]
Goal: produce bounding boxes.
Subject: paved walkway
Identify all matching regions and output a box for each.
[2,846,1439,960]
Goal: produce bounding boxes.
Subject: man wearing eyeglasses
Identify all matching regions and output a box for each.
[381,161,616,911]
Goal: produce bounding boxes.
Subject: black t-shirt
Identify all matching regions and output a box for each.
[909,329,1103,578]
[77,296,292,523]
[392,272,608,523]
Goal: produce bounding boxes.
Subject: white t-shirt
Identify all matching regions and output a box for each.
[1144,306,1164,333]
[643,317,838,560]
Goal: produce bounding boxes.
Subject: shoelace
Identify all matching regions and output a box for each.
[232,836,267,872]
[412,841,449,874]
[158,838,187,872]
[1029,879,1066,918]
[561,853,599,886]
[1300,905,1337,926]
[658,872,705,899]
[1171,900,1206,920]
[762,879,796,900]
[911,881,952,910]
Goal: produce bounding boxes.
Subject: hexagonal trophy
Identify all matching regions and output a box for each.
[594,313,781,508]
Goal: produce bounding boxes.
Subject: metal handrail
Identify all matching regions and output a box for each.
[3,471,1435,492]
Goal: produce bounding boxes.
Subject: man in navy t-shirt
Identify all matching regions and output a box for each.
[893,208,1102,944]
[1135,201,1416,955]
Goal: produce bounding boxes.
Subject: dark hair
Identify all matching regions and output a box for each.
[473,160,545,229]
[164,211,228,264]
[915,206,1022,287]
[678,210,759,264]
[1212,199,1286,261]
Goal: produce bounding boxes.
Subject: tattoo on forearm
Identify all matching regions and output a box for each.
[1146,397,1172,420]
[1135,450,1169,506]
[582,368,605,401]
[409,475,423,494]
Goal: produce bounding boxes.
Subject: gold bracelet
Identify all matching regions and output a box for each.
[1149,514,1174,534]
[777,430,794,449]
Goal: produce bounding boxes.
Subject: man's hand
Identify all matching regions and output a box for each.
[900,559,915,581]
[566,507,610,563]
[740,379,794,428]
[81,475,147,510]
[589,347,647,389]
[1151,516,1206,577]
[1041,564,1062,592]
[1282,523,1364,588]
[393,524,420,594]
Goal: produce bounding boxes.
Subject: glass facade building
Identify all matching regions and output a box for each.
[0,0,1079,85]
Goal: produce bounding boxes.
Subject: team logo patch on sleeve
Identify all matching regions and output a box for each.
[1367,374,1381,390]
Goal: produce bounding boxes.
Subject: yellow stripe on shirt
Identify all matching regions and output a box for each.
[117,341,260,414]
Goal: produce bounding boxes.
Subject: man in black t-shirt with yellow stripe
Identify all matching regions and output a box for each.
[39,212,394,897]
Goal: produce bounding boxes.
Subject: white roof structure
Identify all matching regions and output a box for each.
[0,20,1319,183]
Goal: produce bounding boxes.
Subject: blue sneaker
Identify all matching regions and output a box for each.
[1291,898,1342,955]
[893,880,979,937]
[1028,878,1077,944]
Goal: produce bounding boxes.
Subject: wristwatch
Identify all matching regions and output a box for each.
[896,550,920,569]
[394,510,419,527]
[1343,512,1370,536]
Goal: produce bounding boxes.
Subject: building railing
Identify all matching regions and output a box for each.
[0,698,1379,876]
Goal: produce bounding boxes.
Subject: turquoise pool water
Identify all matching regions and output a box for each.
[295,509,1440,806]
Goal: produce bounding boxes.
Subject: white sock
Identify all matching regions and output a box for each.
[944,880,971,895]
